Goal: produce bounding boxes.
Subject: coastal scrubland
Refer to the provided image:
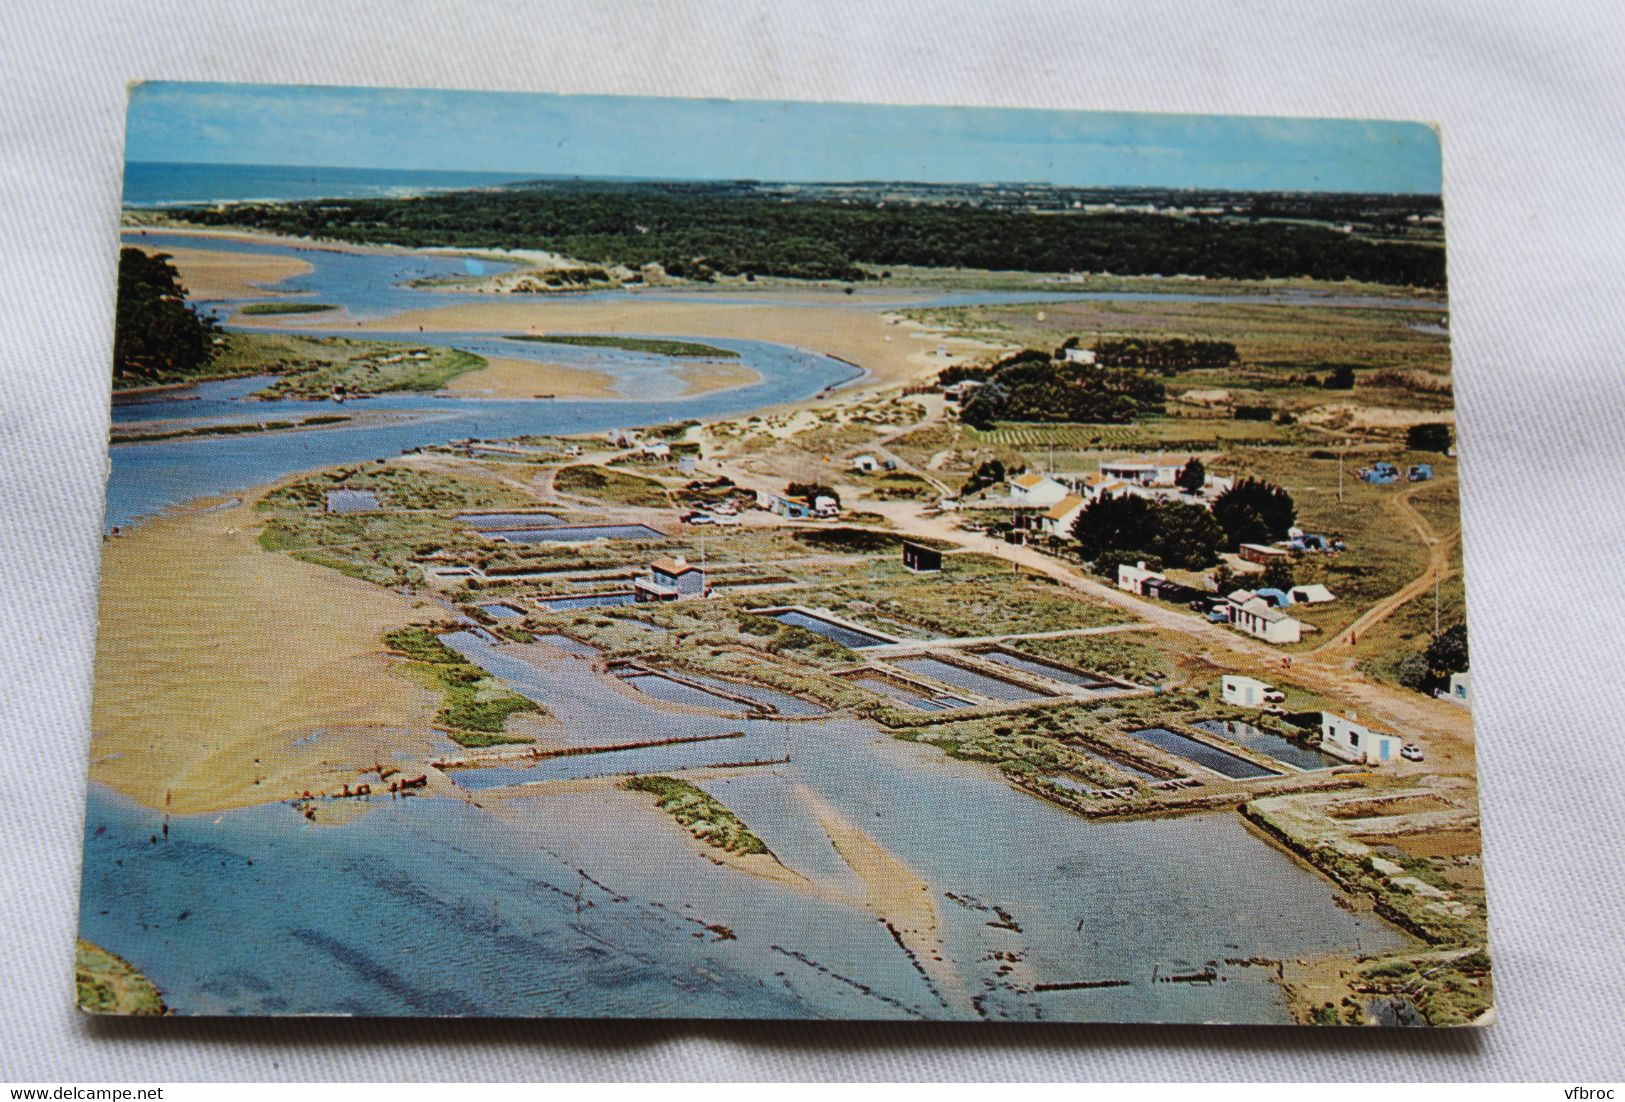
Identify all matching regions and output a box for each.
[621,775,770,856]
[75,940,166,1015]
[383,626,542,746]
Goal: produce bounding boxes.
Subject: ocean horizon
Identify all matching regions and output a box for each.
[122,161,536,208]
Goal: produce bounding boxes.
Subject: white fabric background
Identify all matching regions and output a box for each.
[2,0,1622,1082]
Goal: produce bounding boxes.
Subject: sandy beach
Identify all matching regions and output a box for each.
[89,494,443,814]
[138,244,311,301]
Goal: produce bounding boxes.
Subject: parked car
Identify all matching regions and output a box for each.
[1401,744,1425,762]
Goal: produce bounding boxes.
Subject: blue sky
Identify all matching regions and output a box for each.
[127,82,1441,194]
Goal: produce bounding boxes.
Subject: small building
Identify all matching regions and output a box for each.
[941,380,985,401]
[1221,675,1278,707]
[1117,560,1164,597]
[1007,472,1069,508]
[1146,577,1203,604]
[1319,711,1400,765]
[765,493,814,519]
[1440,670,1471,707]
[1061,346,1098,365]
[1040,494,1087,538]
[813,495,841,518]
[902,541,943,573]
[851,454,879,473]
[634,555,706,602]
[1289,583,1336,604]
[640,441,672,461]
[1230,598,1303,644]
[1238,542,1291,565]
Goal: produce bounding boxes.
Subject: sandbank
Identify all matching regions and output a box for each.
[89,494,443,814]
[358,297,947,394]
[137,244,311,301]
[442,356,621,399]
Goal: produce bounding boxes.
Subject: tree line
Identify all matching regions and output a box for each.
[171,180,1448,287]
[1079,336,1240,371]
[1071,477,1297,574]
[113,248,217,384]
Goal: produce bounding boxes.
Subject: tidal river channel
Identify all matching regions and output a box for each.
[83,233,1413,1019]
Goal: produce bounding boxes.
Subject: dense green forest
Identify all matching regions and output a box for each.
[169,180,1447,287]
[1083,336,1240,371]
[112,248,217,383]
[956,349,1166,427]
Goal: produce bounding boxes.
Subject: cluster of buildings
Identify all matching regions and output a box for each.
[1116,560,1336,645]
[997,458,1241,542]
[1220,676,1414,766]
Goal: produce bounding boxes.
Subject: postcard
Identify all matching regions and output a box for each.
[78,82,1487,1025]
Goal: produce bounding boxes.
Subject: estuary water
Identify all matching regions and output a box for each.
[104,333,859,530]
[80,625,1409,1020]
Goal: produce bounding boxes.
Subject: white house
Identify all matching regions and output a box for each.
[1061,346,1098,365]
[1319,711,1400,765]
[1289,583,1336,604]
[1099,456,1187,486]
[634,555,707,602]
[813,494,841,518]
[1440,670,1471,707]
[1007,472,1070,508]
[1117,560,1164,597]
[640,441,672,461]
[1221,674,1283,707]
[851,454,879,473]
[1040,494,1087,538]
[1229,597,1303,644]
